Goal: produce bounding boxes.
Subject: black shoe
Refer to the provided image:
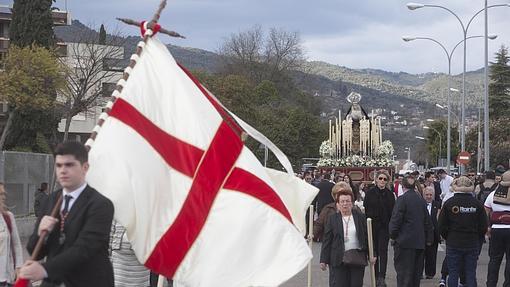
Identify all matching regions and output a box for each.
[438,279,446,287]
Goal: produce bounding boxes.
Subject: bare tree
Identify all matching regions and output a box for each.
[218,25,263,80]
[218,26,304,82]
[265,28,305,78]
[59,25,125,141]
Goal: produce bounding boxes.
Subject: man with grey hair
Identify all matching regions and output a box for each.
[422,186,441,279]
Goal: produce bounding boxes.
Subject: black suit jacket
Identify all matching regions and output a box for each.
[320,208,368,267]
[27,185,114,287]
[314,179,335,215]
[389,189,433,249]
[426,200,441,244]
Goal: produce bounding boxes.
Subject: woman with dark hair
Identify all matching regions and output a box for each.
[343,175,361,202]
[34,182,49,218]
[363,169,394,287]
[320,186,372,287]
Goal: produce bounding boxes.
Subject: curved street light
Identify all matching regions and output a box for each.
[406,2,509,173]
[402,35,496,174]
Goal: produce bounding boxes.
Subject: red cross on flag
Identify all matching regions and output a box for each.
[86,36,318,286]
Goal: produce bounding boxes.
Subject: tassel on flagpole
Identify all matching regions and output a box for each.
[307,205,314,287]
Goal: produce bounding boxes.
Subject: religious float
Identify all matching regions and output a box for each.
[317,92,396,182]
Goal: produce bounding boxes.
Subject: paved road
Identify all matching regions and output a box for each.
[20,237,504,286]
[283,242,506,287]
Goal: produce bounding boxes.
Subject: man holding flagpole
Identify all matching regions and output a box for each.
[19,141,114,287]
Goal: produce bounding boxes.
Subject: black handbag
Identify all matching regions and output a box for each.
[342,249,368,266]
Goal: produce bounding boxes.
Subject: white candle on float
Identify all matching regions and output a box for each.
[335,117,339,159]
[339,109,342,157]
[329,119,332,145]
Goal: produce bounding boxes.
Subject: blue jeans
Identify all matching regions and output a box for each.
[446,245,479,287]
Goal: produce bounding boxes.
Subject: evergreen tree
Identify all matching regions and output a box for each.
[98,24,106,44]
[6,0,59,151]
[489,45,510,119]
[10,0,55,48]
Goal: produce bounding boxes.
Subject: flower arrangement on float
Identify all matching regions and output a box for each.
[318,140,395,168]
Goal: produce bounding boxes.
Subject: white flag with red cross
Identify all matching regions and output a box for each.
[86,35,317,286]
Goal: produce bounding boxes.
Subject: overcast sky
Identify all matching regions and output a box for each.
[3,0,509,74]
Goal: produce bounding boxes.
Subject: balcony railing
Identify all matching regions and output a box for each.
[0,37,8,52]
[101,82,117,98]
[51,10,70,26]
[56,42,67,57]
[0,7,69,26]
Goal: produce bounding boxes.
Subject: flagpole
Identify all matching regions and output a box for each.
[157,275,165,287]
[367,218,376,287]
[307,205,314,287]
[85,0,185,152]
[14,195,63,287]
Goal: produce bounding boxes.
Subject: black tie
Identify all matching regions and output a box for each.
[62,195,73,216]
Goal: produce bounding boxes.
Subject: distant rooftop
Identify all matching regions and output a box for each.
[0,5,10,13]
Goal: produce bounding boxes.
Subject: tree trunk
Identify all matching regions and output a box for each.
[0,111,14,151]
[63,112,73,142]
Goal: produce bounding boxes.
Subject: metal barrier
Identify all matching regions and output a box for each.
[0,151,54,216]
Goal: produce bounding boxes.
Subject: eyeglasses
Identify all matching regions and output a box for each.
[338,200,352,204]
[378,177,388,181]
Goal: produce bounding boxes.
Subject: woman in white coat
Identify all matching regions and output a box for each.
[0,183,23,287]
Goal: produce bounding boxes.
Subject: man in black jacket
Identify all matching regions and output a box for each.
[422,186,441,279]
[364,170,395,287]
[424,172,442,206]
[19,141,114,287]
[314,172,335,215]
[438,176,488,287]
[389,174,433,287]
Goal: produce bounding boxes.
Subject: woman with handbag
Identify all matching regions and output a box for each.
[0,183,23,287]
[320,186,372,287]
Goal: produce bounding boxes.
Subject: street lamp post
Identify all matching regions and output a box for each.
[403,36,496,175]
[424,126,442,166]
[406,2,509,174]
[435,103,461,146]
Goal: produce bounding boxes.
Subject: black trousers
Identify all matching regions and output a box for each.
[330,264,365,287]
[487,228,510,287]
[373,225,390,278]
[424,242,438,277]
[394,246,424,287]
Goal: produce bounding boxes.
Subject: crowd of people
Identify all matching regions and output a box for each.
[302,167,510,287]
[0,141,509,287]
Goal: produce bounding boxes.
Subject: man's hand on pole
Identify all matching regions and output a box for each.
[19,260,47,281]
[38,216,58,236]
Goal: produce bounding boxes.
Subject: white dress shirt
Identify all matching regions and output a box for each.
[61,182,87,213]
[440,175,454,204]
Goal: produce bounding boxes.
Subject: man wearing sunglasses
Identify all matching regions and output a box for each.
[364,170,395,287]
